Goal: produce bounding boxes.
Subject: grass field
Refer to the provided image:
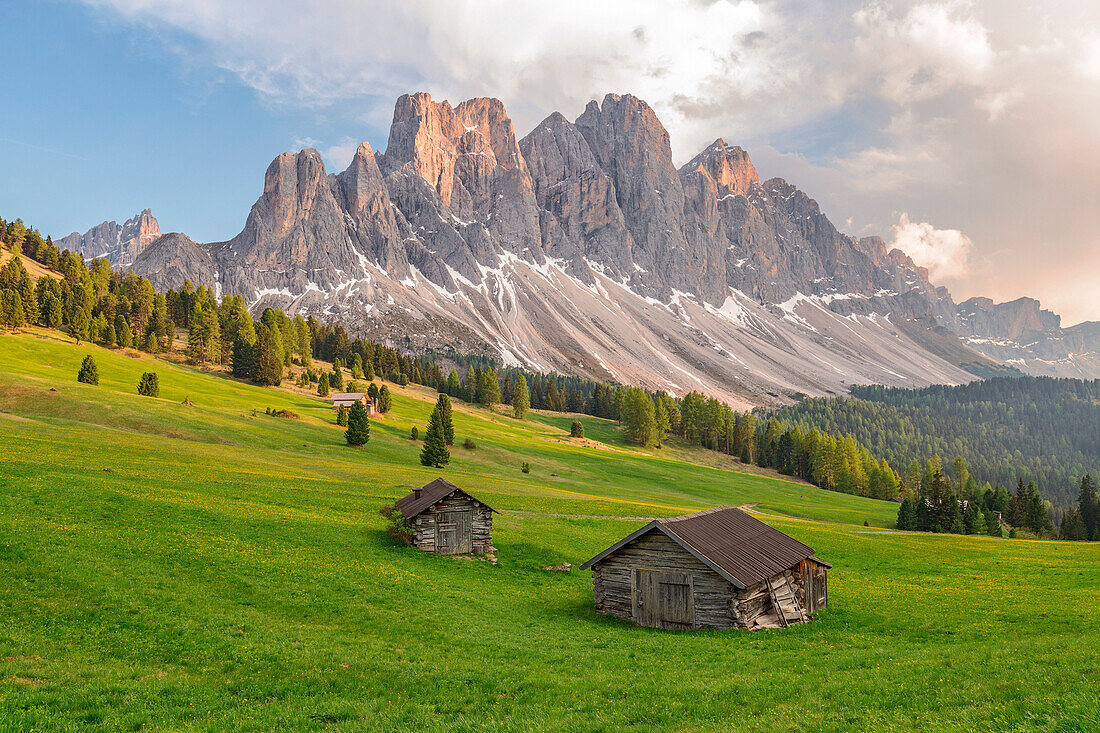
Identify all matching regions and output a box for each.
[2,327,1099,732]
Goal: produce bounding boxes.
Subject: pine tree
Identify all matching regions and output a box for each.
[478,367,501,407]
[231,337,257,381]
[137,372,160,397]
[419,406,450,468]
[77,355,99,385]
[896,497,916,530]
[436,393,455,445]
[254,326,283,386]
[377,385,392,413]
[447,368,462,397]
[367,382,380,402]
[654,396,670,447]
[345,401,370,446]
[142,331,158,354]
[116,315,133,349]
[463,366,477,402]
[1078,474,1098,540]
[620,387,657,447]
[336,404,348,427]
[512,375,529,419]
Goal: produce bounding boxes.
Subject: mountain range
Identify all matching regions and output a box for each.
[60,92,1100,407]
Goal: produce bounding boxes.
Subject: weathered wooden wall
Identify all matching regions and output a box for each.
[590,531,738,630]
[591,529,829,631]
[408,494,494,554]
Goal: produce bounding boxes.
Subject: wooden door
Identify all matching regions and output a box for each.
[633,571,695,629]
[436,510,472,554]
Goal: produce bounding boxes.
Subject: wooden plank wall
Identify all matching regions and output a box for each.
[409,494,494,554]
[590,531,738,630]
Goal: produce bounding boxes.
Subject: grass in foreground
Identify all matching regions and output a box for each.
[1,329,1099,732]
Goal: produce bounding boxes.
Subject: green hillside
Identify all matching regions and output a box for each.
[2,328,1099,732]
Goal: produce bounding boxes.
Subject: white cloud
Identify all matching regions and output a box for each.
[890,213,972,282]
[77,0,1100,321]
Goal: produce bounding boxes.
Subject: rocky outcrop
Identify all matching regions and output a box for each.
[56,209,160,266]
[132,232,216,293]
[118,90,1100,400]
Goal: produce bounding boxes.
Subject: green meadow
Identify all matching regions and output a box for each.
[1,328,1098,732]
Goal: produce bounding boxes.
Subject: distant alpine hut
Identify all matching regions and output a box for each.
[580,506,830,631]
[395,478,498,555]
[330,392,375,415]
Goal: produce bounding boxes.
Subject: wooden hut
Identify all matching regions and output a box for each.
[580,506,830,631]
[330,392,375,415]
[395,478,498,555]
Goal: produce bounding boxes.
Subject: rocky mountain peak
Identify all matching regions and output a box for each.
[54,208,161,266]
[680,139,760,199]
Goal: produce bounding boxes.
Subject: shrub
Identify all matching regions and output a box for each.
[77,355,99,385]
[521,461,531,474]
[570,420,585,438]
[379,503,413,546]
[137,372,159,397]
[463,437,477,450]
[410,426,419,440]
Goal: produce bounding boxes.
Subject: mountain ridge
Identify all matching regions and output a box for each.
[65,91,1100,403]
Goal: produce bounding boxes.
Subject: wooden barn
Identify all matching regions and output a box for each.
[329,392,376,415]
[395,478,498,555]
[580,506,830,631]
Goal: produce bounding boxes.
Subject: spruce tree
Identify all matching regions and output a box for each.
[570,420,585,438]
[336,404,348,426]
[478,368,501,407]
[317,373,330,397]
[77,355,99,385]
[420,406,450,468]
[463,366,477,402]
[377,385,392,413]
[232,337,257,380]
[436,393,454,445]
[512,375,529,419]
[1078,474,1098,540]
[367,382,380,402]
[447,368,462,397]
[254,326,283,386]
[654,397,669,447]
[345,401,370,446]
[137,372,160,397]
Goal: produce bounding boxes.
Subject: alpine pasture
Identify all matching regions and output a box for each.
[1,328,1098,732]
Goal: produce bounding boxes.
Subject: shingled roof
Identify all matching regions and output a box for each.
[580,506,829,589]
[394,478,499,519]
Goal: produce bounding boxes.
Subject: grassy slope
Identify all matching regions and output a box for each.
[1,328,1098,732]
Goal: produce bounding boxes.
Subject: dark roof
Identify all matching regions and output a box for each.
[394,477,499,519]
[579,506,826,589]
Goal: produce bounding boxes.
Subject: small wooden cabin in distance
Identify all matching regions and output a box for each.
[395,478,498,555]
[580,506,830,631]
[329,392,376,415]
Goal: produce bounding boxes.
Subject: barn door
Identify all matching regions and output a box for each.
[633,571,694,629]
[436,510,472,554]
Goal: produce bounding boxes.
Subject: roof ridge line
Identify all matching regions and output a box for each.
[659,505,738,523]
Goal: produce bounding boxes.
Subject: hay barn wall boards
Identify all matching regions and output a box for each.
[395,478,498,555]
[580,506,830,631]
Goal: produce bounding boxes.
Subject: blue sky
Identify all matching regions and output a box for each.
[3,0,1099,323]
[0,1,390,242]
